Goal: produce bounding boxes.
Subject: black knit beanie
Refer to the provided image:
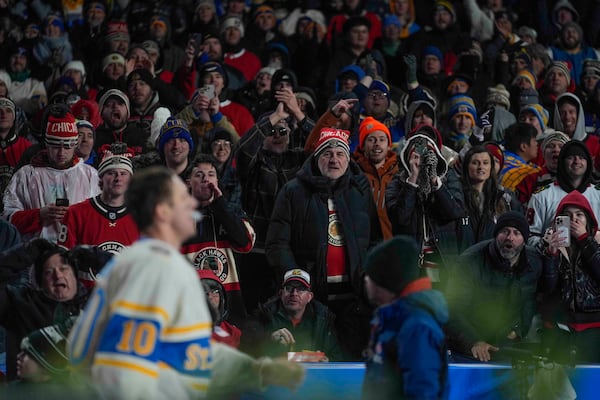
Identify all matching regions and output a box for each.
[493,211,530,240]
[364,236,421,294]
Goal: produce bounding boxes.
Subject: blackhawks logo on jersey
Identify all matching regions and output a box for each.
[99,241,125,255]
[193,247,229,282]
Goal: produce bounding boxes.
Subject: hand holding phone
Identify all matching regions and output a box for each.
[197,84,215,100]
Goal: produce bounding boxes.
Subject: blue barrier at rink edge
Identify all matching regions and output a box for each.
[241,362,600,399]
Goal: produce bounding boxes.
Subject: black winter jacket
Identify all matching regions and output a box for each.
[386,171,464,263]
[266,157,382,303]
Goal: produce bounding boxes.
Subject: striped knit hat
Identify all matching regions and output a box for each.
[433,0,456,23]
[98,154,133,176]
[313,128,350,160]
[512,68,537,88]
[485,84,510,110]
[45,112,79,148]
[545,61,571,86]
[541,130,570,152]
[448,94,478,126]
[520,104,549,131]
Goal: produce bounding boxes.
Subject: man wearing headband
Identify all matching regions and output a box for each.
[2,108,100,241]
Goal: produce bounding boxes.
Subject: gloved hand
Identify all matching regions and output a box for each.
[404,54,418,84]
[257,357,305,391]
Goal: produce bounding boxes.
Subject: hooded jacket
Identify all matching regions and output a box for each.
[198,270,242,348]
[362,288,449,399]
[388,0,420,39]
[386,134,463,260]
[553,93,600,172]
[554,93,587,142]
[542,190,600,328]
[527,141,600,246]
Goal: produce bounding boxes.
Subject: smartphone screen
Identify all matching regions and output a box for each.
[555,215,570,247]
[198,84,215,99]
[55,198,69,207]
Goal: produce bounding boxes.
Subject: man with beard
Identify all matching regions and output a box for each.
[126,68,171,146]
[360,80,402,147]
[6,44,47,118]
[445,212,550,362]
[549,22,598,86]
[353,117,399,239]
[94,88,149,155]
[236,108,307,312]
[242,269,343,361]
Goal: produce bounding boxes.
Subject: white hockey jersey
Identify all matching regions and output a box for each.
[68,238,213,399]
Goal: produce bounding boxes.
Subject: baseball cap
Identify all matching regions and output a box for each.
[283,269,311,288]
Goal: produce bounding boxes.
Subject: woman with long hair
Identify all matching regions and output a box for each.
[457,144,521,252]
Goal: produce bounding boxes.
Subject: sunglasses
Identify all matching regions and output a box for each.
[273,127,288,136]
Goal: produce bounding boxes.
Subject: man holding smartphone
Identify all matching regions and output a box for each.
[2,106,100,241]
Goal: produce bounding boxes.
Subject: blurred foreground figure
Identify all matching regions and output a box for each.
[362,236,449,399]
[68,166,304,399]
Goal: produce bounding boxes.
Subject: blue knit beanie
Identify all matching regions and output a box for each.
[157,117,194,154]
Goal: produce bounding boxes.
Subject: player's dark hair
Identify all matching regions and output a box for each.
[126,166,175,231]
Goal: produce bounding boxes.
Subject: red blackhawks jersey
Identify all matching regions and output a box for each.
[58,195,140,252]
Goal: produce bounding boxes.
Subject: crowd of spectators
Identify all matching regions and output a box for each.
[1,0,600,393]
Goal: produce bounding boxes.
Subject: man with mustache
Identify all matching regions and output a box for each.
[242,269,343,361]
[445,211,550,363]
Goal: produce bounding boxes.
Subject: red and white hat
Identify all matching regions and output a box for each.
[283,269,311,288]
[45,112,78,148]
[313,128,350,160]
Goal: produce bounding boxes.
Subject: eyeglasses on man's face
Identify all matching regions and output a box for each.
[367,91,388,100]
[283,285,310,294]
